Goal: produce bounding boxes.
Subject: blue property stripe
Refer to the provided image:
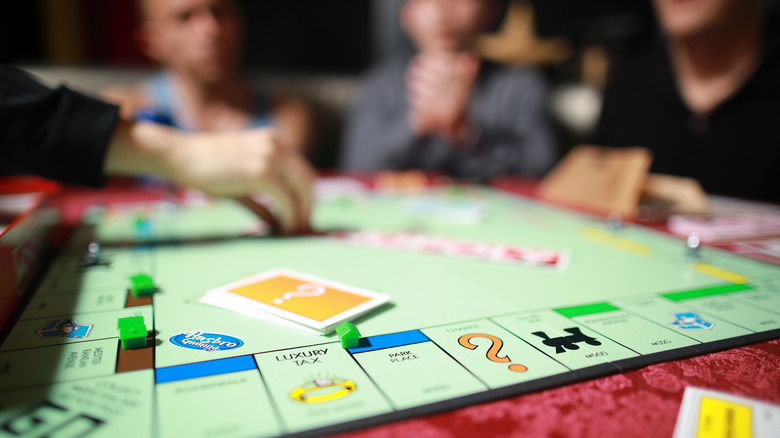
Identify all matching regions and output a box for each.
[155,355,257,384]
[348,330,429,354]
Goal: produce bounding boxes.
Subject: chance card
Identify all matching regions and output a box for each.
[202,269,390,333]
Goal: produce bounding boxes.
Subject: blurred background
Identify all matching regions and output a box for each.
[1,0,660,168]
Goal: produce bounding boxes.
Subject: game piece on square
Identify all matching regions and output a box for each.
[117,316,148,349]
[200,268,390,335]
[336,321,361,349]
[606,212,623,232]
[119,325,148,350]
[85,240,101,266]
[134,211,152,239]
[532,327,601,354]
[117,315,145,330]
[686,232,702,260]
[129,274,155,297]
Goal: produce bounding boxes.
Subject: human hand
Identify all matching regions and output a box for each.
[106,123,315,234]
[405,51,479,141]
[167,128,315,235]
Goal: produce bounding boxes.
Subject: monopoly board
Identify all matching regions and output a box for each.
[1,183,780,437]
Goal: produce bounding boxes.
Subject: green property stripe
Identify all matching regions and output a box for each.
[555,302,620,318]
[660,283,754,302]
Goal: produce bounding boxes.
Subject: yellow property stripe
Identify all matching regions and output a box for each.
[693,262,749,284]
[581,226,652,257]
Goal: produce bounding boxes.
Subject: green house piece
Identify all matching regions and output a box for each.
[119,326,148,349]
[336,321,361,349]
[129,274,155,297]
[117,316,145,330]
[117,316,148,350]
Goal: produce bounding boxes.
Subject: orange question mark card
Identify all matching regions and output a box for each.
[228,274,372,322]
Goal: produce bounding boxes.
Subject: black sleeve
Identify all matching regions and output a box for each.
[591,63,630,148]
[0,65,119,187]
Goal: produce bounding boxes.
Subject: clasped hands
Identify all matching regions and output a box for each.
[406,51,480,144]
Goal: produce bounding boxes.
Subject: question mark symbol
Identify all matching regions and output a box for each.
[273,283,327,305]
[458,333,527,373]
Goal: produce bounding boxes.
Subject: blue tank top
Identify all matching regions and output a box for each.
[136,72,273,130]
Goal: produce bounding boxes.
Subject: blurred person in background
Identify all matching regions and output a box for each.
[593,0,780,201]
[340,0,556,180]
[1,65,314,234]
[102,0,314,158]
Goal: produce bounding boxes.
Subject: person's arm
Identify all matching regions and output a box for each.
[271,96,316,159]
[104,121,314,234]
[0,65,117,187]
[99,84,150,121]
[0,65,314,234]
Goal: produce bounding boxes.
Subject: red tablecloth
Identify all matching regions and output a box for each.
[331,339,780,437]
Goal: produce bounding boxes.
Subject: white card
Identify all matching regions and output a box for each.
[200,268,390,334]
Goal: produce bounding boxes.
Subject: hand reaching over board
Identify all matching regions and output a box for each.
[104,122,315,235]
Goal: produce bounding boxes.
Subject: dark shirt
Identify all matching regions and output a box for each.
[593,23,780,202]
[0,65,119,187]
[340,52,556,179]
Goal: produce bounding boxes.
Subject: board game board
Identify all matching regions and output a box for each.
[1,183,779,437]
